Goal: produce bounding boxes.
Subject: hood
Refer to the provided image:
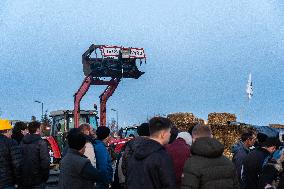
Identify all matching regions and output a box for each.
[22,134,41,144]
[134,138,164,160]
[191,137,224,158]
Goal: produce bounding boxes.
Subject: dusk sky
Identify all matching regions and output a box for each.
[1,0,284,126]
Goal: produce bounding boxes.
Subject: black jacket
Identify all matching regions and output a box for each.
[181,137,239,189]
[127,138,176,189]
[20,134,50,187]
[0,134,22,188]
[242,147,271,189]
[58,148,105,189]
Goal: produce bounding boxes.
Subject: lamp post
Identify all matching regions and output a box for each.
[111,108,118,129]
[34,100,44,121]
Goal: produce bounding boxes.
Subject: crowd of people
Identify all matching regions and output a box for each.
[1,117,284,189]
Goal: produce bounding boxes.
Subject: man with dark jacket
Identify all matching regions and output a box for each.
[58,128,105,189]
[181,124,239,189]
[231,131,256,185]
[127,117,176,189]
[242,137,280,189]
[0,119,22,189]
[20,121,50,189]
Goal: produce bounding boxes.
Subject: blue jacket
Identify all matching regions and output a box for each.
[94,140,113,189]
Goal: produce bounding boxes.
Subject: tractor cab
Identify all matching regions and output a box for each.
[50,110,98,151]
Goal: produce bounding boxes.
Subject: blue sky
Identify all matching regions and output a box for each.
[1,0,284,126]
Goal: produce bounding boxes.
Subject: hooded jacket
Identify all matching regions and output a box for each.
[127,138,176,189]
[231,141,250,184]
[58,148,105,189]
[181,137,239,189]
[242,147,271,189]
[0,134,22,188]
[20,134,50,187]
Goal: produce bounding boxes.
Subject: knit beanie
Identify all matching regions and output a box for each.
[68,128,86,150]
[177,132,192,146]
[96,126,110,140]
[137,123,150,136]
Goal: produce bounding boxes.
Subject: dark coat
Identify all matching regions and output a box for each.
[242,147,271,189]
[231,141,250,185]
[20,134,50,187]
[278,171,284,189]
[58,148,105,189]
[165,138,191,188]
[181,137,239,189]
[0,134,22,188]
[127,138,176,189]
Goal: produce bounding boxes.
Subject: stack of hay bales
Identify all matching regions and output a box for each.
[167,112,255,159]
[208,112,237,125]
[167,112,204,132]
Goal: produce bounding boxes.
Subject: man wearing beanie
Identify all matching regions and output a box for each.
[58,128,105,189]
[94,126,113,189]
[166,132,192,188]
[119,123,151,187]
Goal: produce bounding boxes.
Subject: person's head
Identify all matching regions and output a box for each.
[13,121,28,136]
[78,123,91,136]
[0,119,13,138]
[67,128,86,155]
[191,123,212,143]
[241,131,256,148]
[177,132,192,146]
[261,137,281,154]
[96,126,110,141]
[168,126,179,144]
[137,123,150,137]
[149,117,173,145]
[257,133,268,145]
[28,121,41,134]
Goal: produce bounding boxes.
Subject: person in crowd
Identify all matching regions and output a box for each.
[78,123,96,166]
[181,123,239,189]
[20,121,50,189]
[166,131,192,188]
[113,123,150,189]
[242,137,280,189]
[169,126,179,144]
[58,128,106,189]
[254,133,268,148]
[94,126,113,189]
[258,150,284,189]
[231,131,256,185]
[11,121,28,144]
[0,119,22,189]
[126,117,176,189]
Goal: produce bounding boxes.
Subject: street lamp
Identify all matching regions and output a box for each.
[34,100,44,121]
[111,108,118,129]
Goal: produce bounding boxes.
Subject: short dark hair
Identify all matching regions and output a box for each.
[192,123,211,138]
[149,117,173,136]
[28,121,41,134]
[241,132,255,142]
[262,137,281,148]
[13,122,27,134]
[68,128,86,150]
